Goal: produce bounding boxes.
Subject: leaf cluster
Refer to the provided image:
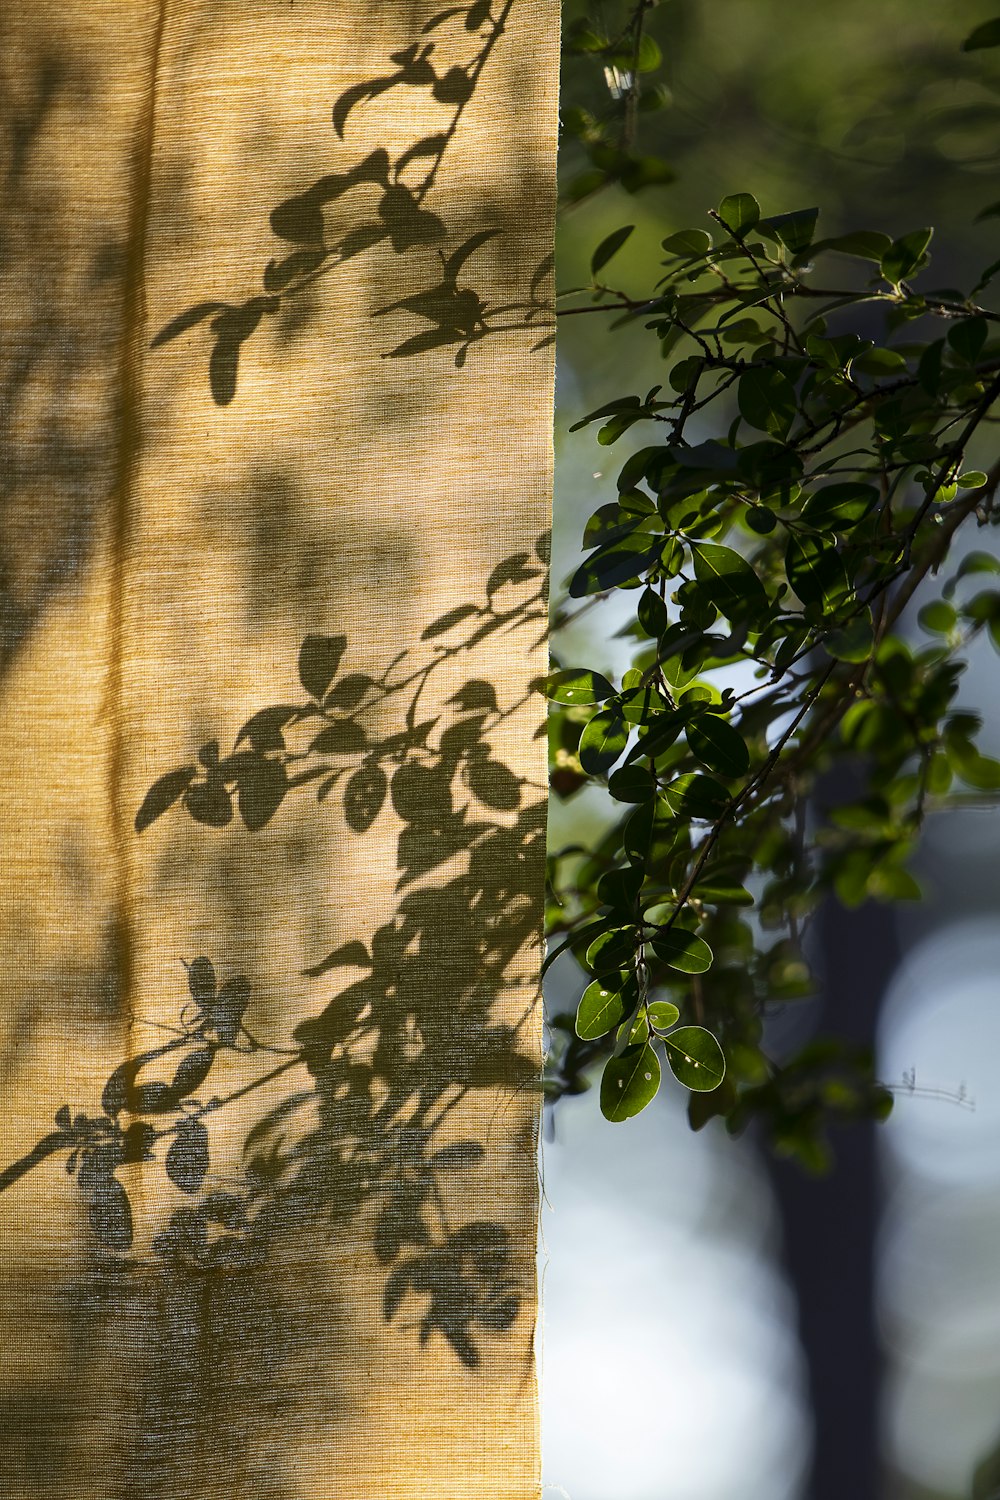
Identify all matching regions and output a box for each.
[548,185,1000,1159]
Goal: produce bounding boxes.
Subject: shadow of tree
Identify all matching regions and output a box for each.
[0,539,549,1373]
[152,0,553,404]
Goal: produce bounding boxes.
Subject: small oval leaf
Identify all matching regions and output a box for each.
[662,1025,726,1091]
[575,976,634,1040]
[601,1043,661,1121]
[685,715,750,778]
[650,928,714,974]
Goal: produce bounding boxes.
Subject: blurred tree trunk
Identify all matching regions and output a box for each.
[769,769,899,1500]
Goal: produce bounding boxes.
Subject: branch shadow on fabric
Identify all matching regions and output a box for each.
[0,540,549,1402]
[152,0,554,405]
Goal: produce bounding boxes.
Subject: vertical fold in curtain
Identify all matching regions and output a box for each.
[0,2,558,1495]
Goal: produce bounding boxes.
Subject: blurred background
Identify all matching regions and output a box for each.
[541,3,1000,1496]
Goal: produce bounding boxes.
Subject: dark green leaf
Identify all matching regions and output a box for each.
[786,533,852,610]
[691,542,769,622]
[578,710,629,774]
[802,483,879,530]
[685,715,749,777]
[738,367,797,439]
[963,17,1000,50]
[659,772,730,819]
[586,927,640,974]
[813,231,891,262]
[591,224,635,277]
[881,228,933,285]
[662,228,712,258]
[852,347,907,376]
[608,764,657,802]
[948,317,989,364]
[761,206,818,254]
[569,533,662,596]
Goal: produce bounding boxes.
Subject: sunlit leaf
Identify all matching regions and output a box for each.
[576,976,635,1039]
[545,668,615,704]
[600,1043,661,1121]
[650,927,713,973]
[662,1026,726,1091]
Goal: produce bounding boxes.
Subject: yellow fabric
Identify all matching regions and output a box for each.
[0,2,556,1494]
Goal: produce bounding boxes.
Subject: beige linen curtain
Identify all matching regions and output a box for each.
[0,2,557,1494]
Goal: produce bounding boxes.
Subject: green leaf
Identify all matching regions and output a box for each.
[685,715,750,777]
[638,586,669,638]
[591,224,635,277]
[948,317,989,364]
[659,772,730,819]
[852,347,908,376]
[650,927,714,973]
[761,206,818,254]
[299,635,347,700]
[802,482,879,530]
[545,668,615,704]
[647,1001,680,1032]
[662,228,712,258]
[569,533,662,597]
[962,17,1000,50]
[662,1026,726,1091]
[576,976,635,1040]
[579,710,629,774]
[620,155,676,193]
[785,533,852,610]
[738,367,797,439]
[691,542,769,622]
[944,551,1000,598]
[600,1043,661,1121]
[881,228,932,285]
[958,470,989,489]
[717,193,760,236]
[813,231,891,262]
[586,927,639,974]
[825,614,874,663]
[608,764,657,802]
[948,739,1000,789]
[918,601,957,634]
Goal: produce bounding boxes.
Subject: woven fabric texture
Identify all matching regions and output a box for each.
[0,2,556,1495]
